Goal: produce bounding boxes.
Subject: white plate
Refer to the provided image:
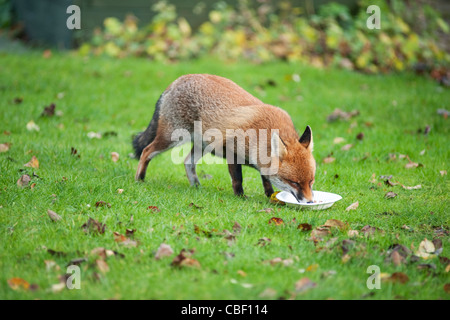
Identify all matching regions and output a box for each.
[275,191,342,210]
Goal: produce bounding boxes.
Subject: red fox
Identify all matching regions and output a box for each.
[133,74,316,202]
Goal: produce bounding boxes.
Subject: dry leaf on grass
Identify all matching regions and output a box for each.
[346,201,359,211]
[81,218,106,235]
[96,260,109,274]
[24,156,39,169]
[402,184,422,190]
[41,103,56,117]
[147,206,161,213]
[17,174,31,187]
[361,225,384,237]
[440,170,447,176]
[155,243,174,260]
[294,278,317,293]
[111,152,119,162]
[269,217,284,226]
[298,223,312,231]
[7,277,30,291]
[0,142,11,153]
[323,156,336,164]
[26,120,40,132]
[385,192,397,199]
[415,238,436,259]
[256,237,271,247]
[341,144,353,151]
[263,257,294,267]
[323,219,347,231]
[333,137,345,144]
[47,209,62,222]
[171,249,200,268]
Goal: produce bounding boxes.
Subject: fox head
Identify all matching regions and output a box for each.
[269,126,316,203]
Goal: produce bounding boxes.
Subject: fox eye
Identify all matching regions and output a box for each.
[287,179,300,187]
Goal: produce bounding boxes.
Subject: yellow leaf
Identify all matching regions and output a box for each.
[24,156,39,169]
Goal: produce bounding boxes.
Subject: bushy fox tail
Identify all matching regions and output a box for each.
[132,94,163,159]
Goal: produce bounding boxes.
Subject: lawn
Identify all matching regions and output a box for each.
[0,50,449,300]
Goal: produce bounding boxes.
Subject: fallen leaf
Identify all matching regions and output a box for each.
[232,221,242,234]
[95,201,111,208]
[405,162,419,169]
[327,108,360,122]
[347,230,359,237]
[81,218,106,234]
[269,217,284,226]
[188,203,203,209]
[369,173,377,183]
[323,219,347,231]
[41,103,56,117]
[385,192,397,199]
[257,208,273,213]
[298,223,312,231]
[294,278,316,293]
[440,170,447,176]
[113,232,138,247]
[310,227,331,241]
[415,238,435,259]
[444,284,450,294]
[96,259,109,274]
[111,152,119,162]
[237,270,247,277]
[259,288,277,299]
[17,174,31,187]
[269,192,285,205]
[333,137,345,144]
[323,156,336,164]
[51,282,66,293]
[402,184,421,190]
[341,144,353,151]
[388,272,409,284]
[7,278,30,291]
[171,249,200,268]
[147,206,161,213]
[263,257,293,267]
[346,201,359,211]
[356,132,364,140]
[117,188,124,194]
[87,132,102,139]
[0,142,11,153]
[47,209,62,222]
[257,237,271,247]
[361,225,384,237]
[155,243,174,260]
[390,251,404,266]
[26,120,40,132]
[24,156,39,169]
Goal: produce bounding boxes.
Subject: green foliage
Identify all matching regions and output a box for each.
[0,0,12,28]
[81,0,450,73]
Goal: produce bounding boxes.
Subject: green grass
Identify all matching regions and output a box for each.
[0,51,449,300]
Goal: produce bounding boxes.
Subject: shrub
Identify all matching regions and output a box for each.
[80,0,450,73]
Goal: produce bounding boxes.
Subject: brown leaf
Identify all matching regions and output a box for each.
[24,156,39,169]
[310,227,331,241]
[263,257,294,266]
[17,174,31,187]
[41,103,56,117]
[0,142,11,153]
[323,219,347,231]
[111,152,119,162]
[356,132,364,140]
[96,259,109,274]
[232,221,242,234]
[147,206,160,213]
[155,243,174,260]
[47,209,62,222]
[323,156,336,164]
[444,284,450,294]
[346,201,359,211]
[327,108,360,122]
[269,217,284,226]
[257,237,271,247]
[7,277,30,291]
[388,272,409,284]
[189,202,203,209]
[415,238,435,258]
[341,144,353,151]
[390,251,404,266]
[95,201,111,208]
[361,225,384,237]
[257,208,274,213]
[171,249,200,268]
[298,223,312,231]
[402,184,422,190]
[385,192,397,199]
[294,278,316,293]
[81,218,106,235]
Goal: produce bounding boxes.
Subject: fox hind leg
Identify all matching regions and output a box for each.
[228,163,245,197]
[135,135,176,181]
[184,144,204,187]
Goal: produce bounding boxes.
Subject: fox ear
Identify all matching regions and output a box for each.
[271,131,287,160]
[299,125,313,151]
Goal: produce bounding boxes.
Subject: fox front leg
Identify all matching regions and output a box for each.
[260,175,274,198]
[227,163,244,197]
